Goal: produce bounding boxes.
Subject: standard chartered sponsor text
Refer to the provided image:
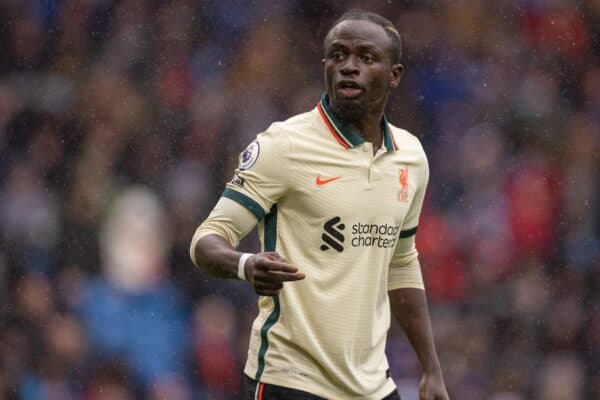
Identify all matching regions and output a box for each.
[351,222,399,248]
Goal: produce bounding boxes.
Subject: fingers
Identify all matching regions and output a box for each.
[253,280,282,297]
[253,279,286,297]
[249,252,305,296]
[268,270,306,281]
[419,385,438,400]
[255,258,298,275]
[253,254,305,282]
[418,380,448,400]
[265,252,289,264]
[252,268,305,286]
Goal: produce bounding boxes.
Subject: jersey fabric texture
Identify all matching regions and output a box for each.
[192,94,428,399]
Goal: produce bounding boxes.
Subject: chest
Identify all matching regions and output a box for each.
[286,143,419,227]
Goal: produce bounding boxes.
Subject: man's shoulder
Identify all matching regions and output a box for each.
[388,123,426,155]
[252,108,320,155]
[266,107,319,134]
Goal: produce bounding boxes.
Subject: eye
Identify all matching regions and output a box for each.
[361,54,374,64]
[331,51,345,61]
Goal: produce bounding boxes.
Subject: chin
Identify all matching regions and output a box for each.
[333,95,368,122]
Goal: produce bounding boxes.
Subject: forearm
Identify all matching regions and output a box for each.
[192,233,244,279]
[389,287,441,373]
[192,233,305,296]
[189,197,260,279]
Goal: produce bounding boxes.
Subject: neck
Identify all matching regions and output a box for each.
[331,104,385,147]
[345,113,383,147]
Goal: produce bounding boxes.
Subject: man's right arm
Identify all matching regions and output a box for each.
[190,197,304,296]
[192,233,246,279]
[189,196,257,278]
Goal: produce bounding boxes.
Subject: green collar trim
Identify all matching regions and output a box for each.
[319,93,397,151]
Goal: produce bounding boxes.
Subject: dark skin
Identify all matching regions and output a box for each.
[193,18,448,400]
[322,19,448,400]
[193,234,305,296]
[323,19,403,154]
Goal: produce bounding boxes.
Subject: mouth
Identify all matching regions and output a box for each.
[336,80,364,98]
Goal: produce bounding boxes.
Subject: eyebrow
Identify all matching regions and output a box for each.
[328,41,382,54]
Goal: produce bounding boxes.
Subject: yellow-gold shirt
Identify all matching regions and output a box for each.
[191,94,428,399]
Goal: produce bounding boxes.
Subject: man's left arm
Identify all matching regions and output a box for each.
[388,143,448,399]
[389,287,448,400]
[387,234,449,400]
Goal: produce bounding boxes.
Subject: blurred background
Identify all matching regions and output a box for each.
[0,0,599,399]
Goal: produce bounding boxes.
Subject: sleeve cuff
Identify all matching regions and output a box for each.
[399,226,417,238]
[222,188,266,220]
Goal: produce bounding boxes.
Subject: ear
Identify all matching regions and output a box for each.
[388,64,404,89]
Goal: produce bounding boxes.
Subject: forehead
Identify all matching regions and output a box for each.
[325,19,392,53]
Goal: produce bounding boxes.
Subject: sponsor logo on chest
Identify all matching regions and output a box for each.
[320,217,400,252]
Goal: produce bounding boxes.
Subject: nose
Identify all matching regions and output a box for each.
[339,54,359,75]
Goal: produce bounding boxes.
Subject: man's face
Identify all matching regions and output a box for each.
[323,19,401,121]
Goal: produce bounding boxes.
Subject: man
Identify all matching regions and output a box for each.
[190,10,449,400]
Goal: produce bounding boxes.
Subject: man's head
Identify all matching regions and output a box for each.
[322,11,403,123]
[325,11,402,65]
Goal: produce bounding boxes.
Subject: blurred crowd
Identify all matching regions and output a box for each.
[0,0,599,399]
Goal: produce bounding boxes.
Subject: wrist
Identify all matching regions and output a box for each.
[422,361,442,375]
[237,253,253,280]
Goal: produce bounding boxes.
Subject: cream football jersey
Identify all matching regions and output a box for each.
[192,94,428,399]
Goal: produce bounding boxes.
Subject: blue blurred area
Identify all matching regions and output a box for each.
[78,278,190,385]
[0,1,599,399]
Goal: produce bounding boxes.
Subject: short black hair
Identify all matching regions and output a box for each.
[324,10,402,64]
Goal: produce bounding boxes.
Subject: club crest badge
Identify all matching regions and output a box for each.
[398,167,409,202]
[239,141,260,170]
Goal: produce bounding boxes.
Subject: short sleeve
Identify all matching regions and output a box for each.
[388,234,424,290]
[189,197,258,265]
[223,126,293,219]
[399,146,429,238]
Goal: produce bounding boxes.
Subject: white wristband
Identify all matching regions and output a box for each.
[238,253,252,280]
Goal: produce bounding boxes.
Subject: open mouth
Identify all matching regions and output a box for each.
[337,80,363,98]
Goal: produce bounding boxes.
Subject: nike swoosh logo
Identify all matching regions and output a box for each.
[316,175,342,186]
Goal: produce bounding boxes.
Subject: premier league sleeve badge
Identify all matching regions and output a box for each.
[239,141,260,170]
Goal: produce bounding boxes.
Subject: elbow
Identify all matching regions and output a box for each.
[189,232,211,272]
[189,232,232,279]
[189,239,202,269]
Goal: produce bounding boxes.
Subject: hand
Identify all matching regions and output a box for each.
[245,252,305,296]
[418,368,449,400]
